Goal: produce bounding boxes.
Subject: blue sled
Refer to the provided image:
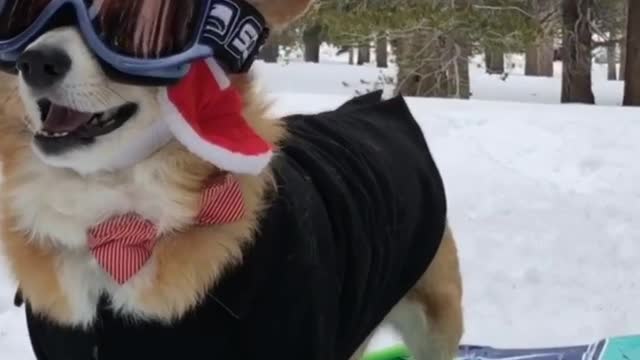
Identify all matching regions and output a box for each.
[364,335,640,360]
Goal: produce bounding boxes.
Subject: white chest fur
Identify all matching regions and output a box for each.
[6,155,195,325]
[9,157,193,248]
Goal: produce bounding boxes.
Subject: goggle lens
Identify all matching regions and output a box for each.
[0,0,52,41]
[89,0,204,59]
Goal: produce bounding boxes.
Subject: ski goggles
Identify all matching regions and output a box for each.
[0,0,269,84]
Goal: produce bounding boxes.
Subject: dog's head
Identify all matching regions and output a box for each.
[15,0,312,175]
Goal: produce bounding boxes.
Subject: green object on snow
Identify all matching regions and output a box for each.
[362,345,410,360]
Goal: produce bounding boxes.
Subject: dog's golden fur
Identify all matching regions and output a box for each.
[0,79,72,321]
[0,0,463,358]
[0,71,282,323]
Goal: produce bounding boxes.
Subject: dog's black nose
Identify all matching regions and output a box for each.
[16,48,71,89]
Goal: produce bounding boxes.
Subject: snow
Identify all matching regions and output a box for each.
[0,256,27,360]
[254,53,625,106]
[2,51,640,358]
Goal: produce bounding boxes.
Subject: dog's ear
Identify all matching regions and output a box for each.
[249,0,313,29]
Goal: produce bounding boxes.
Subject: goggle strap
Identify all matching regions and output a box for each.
[199,0,271,73]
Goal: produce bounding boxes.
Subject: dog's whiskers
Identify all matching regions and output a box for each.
[97,90,115,108]
[104,83,130,104]
[57,83,125,111]
[84,90,109,109]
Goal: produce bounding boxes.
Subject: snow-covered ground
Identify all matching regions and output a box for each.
[1,51,639,358]
[254,52,625,106]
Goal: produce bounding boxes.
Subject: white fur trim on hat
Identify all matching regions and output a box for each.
[158,89,273,175]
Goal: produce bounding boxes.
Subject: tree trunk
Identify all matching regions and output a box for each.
[607,42,617,81]
[357,44,371,65]
[485,48,505,74]
[453,44,471,99]
[376,35,388,68]
[620,42,627,81]
[623,0,640,105]
[393,31,443,97]
[620,0,629,80]
[393,1,471,99]
[443,31,471,99]
[348,48,355,65]
[446,0,471,99]
[259,38,279,63]
[561,0,595,104]
[303,25,322,63]
[526,38,554,77]
[527,0,555,77]
[538,38,554,77]
[525,45,540,76]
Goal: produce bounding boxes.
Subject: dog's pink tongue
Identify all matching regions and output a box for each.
[42,104,93,133]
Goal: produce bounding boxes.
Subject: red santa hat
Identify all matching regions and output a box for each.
[157,58,273,175]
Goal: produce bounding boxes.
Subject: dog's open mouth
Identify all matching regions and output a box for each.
[35,99,138,140]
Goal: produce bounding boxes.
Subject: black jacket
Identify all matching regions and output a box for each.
[24,91,447,360]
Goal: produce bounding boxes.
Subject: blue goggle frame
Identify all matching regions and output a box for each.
[0,0,269,82]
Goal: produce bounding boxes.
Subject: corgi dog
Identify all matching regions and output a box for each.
[0,1,463,359]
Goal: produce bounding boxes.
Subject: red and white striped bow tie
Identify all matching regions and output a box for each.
[88,174,244,284]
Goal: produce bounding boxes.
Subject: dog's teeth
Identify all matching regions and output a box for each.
[36,130,68,138]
